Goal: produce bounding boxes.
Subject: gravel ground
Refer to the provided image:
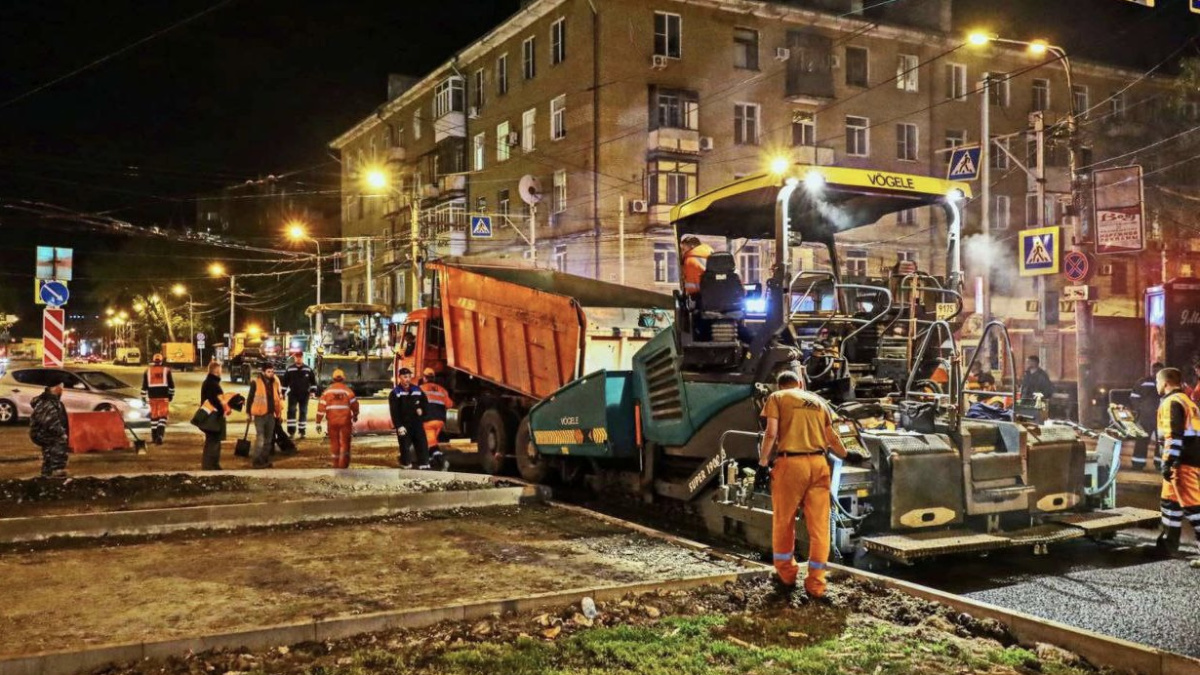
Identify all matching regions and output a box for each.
[890,534,1200,657]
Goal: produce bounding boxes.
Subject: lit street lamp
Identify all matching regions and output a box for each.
[210,263,236,353]
[172,284,196,364]
[286,221,323,335]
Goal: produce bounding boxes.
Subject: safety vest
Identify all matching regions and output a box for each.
[249,376,284,418]
[682,244,713,294]
[1158,391,1200,466]
[147,365,170,388]
[421,382,453,421]
[317,383,359,426]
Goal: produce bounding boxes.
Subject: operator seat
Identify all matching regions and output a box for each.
[697,253,745,320]
[679,252,745,371]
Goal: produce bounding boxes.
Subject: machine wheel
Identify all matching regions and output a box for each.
[477,408,511,475]
[0,400,17,425]
[514,416,551,483]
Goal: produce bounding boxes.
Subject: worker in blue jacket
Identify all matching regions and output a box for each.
[389,367,429,469]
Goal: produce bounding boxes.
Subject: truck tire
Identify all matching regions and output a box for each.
[477,408,510,475]
[515,416,551,484]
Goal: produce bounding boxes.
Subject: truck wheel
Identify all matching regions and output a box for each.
[515,416,551,484]
[478,409,510,475]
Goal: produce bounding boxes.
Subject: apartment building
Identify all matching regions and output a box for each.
[330,0,1198,365]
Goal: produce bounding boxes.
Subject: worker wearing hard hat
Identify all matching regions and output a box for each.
[680,235,713,297]
[315,369,360,469]
[141,353,176,445]
[420,368,454,469]
[1155,367,1200,558]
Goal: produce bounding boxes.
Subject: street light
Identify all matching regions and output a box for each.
[210,263,236,354]
[172,284,197,363]
[286,221,324,337]
[363,167,390,193]
[209,262,226,277]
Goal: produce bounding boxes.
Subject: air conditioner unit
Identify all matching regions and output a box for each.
[775,47,791,62]
[651,54,669,70]
[699,136,714,151]
[629,199,649,213]
[468,106,480,119]
[507,131,520,146]
[1099,264,1114,276]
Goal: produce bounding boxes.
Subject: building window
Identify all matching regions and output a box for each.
[413,111,422,140]
[845,115,869,156]
[649,159,698,205]
[552,170,567,214]
[896,123,918,161]
[986,72,1010,107]
[1032,78,1050,112]
[652,88,699,130]
[845,249,868,277]
[991,137,1010,170]
[738,245,762,284]
[473,132,485,171]
[551,18,566,65]
[1111,262,1128,295]
[991,195,1011,230]
[522,108,536,152]
[433,77,465,118]
[945,129,966,149]
[498,189,510,217]
[654,12,682,58]
[792,111,815,146]
[898,250,917,263]
[496,121,511,162]
[497,54,509,96]
[946,63,967,101]
[475,196,487,214]
[1111,92,1126,119]
[553,244,568,272]
[551,95,566,140]
[471,70,486,114]
[734,103,760,145]
[522,36,537,81]
[734,28,759,70]
[1072,84,1089,116]
[653,243,679,284]
[897,209,915,226]
[845,46,868,87]
[897,54,918,92]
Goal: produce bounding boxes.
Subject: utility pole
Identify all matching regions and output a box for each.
[618,196,626,285]
[409,187,421,309]
[365,238,375,305]
[314,239,323,339]
[979,73,993,369]
[228,274,236,351]
[529,203,538,266]
[1032,111,1048,358]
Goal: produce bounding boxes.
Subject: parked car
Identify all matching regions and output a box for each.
[0,367,150,427]
[114,348,142,366]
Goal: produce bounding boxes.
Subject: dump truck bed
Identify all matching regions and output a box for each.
[432,262,672,402]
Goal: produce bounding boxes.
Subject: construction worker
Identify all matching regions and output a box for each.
[1131,362,1165,471]
[245,361,284,469]
[140,354,175,445]
[389,367,429,469]
[756,370,857,600]
[315,369,359,469]
[420,368,454,468]
[1155,367,1200,557]
[680,234,713,297]
[281,350,318,439]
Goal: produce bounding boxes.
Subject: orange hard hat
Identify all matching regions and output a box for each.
[152,353,163,363]
[423,367,435,377]
[332,368,346,381]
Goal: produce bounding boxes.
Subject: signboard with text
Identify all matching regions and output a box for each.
[1093,165,1145,255]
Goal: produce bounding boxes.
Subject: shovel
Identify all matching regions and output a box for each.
[124,420,148,454]
[234,418,252,457]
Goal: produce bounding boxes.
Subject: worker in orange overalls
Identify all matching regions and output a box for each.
[315,369,360,469]
[420,368,454,469]
[680,235,713,297]
[1155,367,1200,558]
[756,370,859,600]
[141,354,175,445]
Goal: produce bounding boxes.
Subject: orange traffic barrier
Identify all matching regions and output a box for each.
[68,411,131,453]
[352,403,393,436]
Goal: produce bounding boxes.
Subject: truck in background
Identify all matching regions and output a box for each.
[114,347,142,366]
[160,342,196,370]
[395,260,672,477]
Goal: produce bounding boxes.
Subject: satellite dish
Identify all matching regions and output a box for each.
[519,175,543,205]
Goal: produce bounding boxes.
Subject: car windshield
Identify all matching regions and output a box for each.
[76,372,131,391]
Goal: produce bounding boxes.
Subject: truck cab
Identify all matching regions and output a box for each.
[395,307,446,380]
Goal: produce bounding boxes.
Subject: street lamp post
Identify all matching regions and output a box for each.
[287,222,324,335]
[172,284,196,364]
[209,263,236,357]
[364,166,418,310]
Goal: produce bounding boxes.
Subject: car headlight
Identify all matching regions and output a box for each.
[126,398,146,410]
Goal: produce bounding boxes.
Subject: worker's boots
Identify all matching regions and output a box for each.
[1156,527,1182,558]
[151,427,164,445]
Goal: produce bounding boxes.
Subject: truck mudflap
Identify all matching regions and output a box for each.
[860,506,1161,563]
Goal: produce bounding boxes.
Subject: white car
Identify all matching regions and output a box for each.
[0,367,150,427]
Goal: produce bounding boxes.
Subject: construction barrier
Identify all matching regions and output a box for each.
[68,411,130,453]
[352,402,393,436]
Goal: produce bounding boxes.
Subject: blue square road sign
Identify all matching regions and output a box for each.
[470,215,493,238]
[947,145,981,181]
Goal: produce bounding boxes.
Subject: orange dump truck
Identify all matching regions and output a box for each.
[396,260,673,476]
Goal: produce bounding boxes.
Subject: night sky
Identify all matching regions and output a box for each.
[0,0,1197,331]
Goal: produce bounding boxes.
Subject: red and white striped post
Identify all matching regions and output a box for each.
[42,308,65,368]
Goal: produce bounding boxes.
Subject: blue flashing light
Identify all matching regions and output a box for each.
[745,297,767,315]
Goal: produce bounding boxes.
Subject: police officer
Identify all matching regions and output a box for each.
[389,367,429,469]
[281,350,318,438]
[1131,362,1165,471]
[756,370,858,600]
[1155,367,1200,557]
[141,353,175,445]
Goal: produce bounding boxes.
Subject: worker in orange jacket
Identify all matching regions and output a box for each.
[316,369,360,469]
[680,235,713,297]
[1155,367,1200,558]
[421,368,454,468]
[141,354,176,445]
[756,370,858,600]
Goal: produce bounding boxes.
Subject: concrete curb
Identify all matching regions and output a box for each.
[0,486,540,544]
[830,562,1200,675]
[0,569,767,675]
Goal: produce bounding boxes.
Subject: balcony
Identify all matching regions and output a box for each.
[437,173,467,195]
[386,146,407,163]
[434,111,465,142]
[648,127,701,155]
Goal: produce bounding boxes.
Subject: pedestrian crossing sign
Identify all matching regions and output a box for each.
[1018,226,1061,277]
[947,145,981,181]
[470,215,493,238]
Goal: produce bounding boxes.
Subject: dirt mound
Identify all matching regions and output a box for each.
[0,474,249,508]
